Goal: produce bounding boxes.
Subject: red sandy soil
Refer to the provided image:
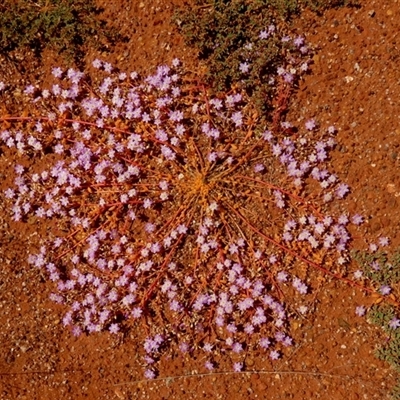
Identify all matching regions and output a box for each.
[0,0,399,399]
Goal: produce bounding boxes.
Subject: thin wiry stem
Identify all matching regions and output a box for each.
[113,368,365,387]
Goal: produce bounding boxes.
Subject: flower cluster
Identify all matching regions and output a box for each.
[1,37,361,377]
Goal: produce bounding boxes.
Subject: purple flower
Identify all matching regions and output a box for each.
[254,163,265,173]
[103,62,113,73]
[353,270,363,279]
[335,183,350,199]
[275,331,285,342]
[204,361,214,371]
[282,336,293,347]
[305,119,316,130]
[132,307,142,318]
[155,129,168,142]
[144,337,159,354]
[293,36,305,47]
[378,237,390,247]
[72,325,82,337]
[143,199,153,209]
[369,243,378,252]
[238,297,254,311]
[338,214,349,225]
[281,121,293,130]
[207,152,218,162]
[161,145,176,160]
[172,58,181,67]
[327,126,336,134]
[231,111,243,127]
[283,72,294,83]
[169,110,184,122]
[244,324,254,334]
[298,305,308,314]
[24,85,35,94]
[51,67,63,78]
[144,369,156,379]
[351,214,364,225]
[233,362,243,372]
[232,342,243,353]
[370,261,380,271]
[389,318,400,329]
[239,62,250,73]
[269,350,280,360]
[179,342,190,353]
[380,285,392,296]
[292,277,308,294]
[355,306,366,317]
[109,323,120,334]
[203,343,213,352]
[276,271,288,282]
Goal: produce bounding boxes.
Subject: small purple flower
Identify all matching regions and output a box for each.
[335,183,350,199]
[259,337,270,349]
[143,199,153,209]
[231,111,243,127]
[144,369,156,379]
[305,119,316,131]
[51,67,63,78]
[109,323,120,334]
[338,214,349,225]
[380,285,392,296]
[269,350,280,360]
[283,72,294,83]
[169,110,184,122]
[369,243,378,252]
[355,306,366,317]
[232,342,243,353]
[378,237,390,247]
[282,336,293,347]
[281,121,293,130]
[204,360,214,371]
[132,307,142,318]
[233,362,243,372]
[275,331,285,342]
[351,214,364,225]
[239,62,250,74]
[293,36,305,47]
[292,277,308,295]
[72,325,82,337]
[353,270,363,279]
[24,85,35,95]
[203,343,213,352]
[161,145,176,160]
[276,271,288,282]
[103,62,113,73]
[389,318,400,329]
[238,297,254,311]
[208,152,218,162]
[254,163,265,173]
[298,305,308,314]
[15,164,24,174]
[179,342,190,353]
